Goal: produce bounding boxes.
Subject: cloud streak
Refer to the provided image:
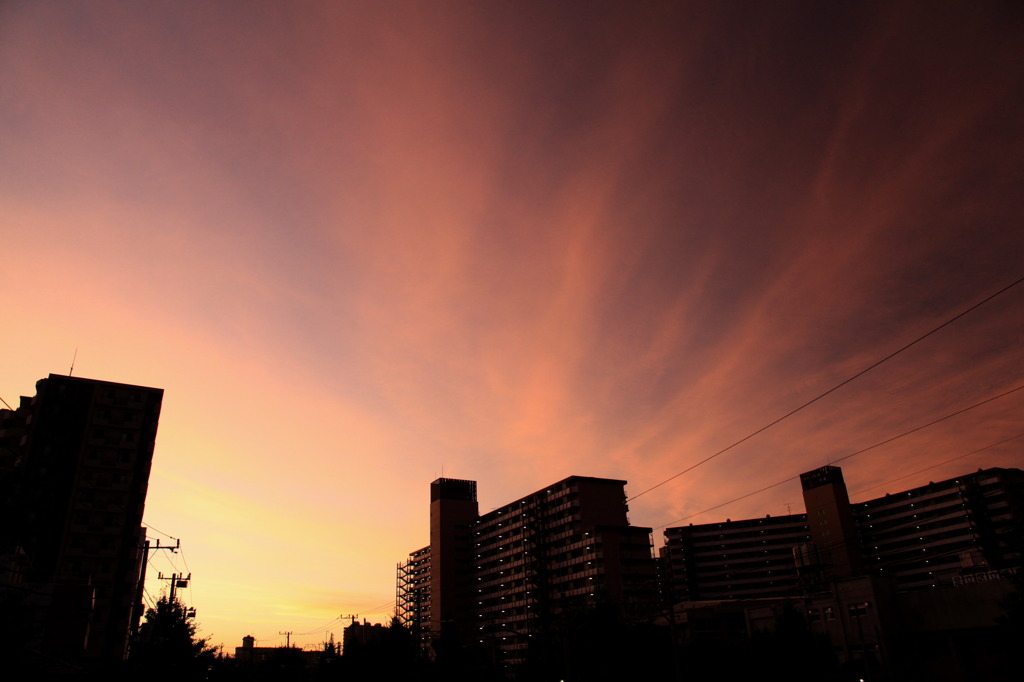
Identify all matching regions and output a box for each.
[2,0,1022,649]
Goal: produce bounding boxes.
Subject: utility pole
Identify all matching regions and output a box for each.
[279,631,294,648]
[157,571,191,604]
[133,538,183,639]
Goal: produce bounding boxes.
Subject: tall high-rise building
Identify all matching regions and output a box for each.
[428,478,478,641]
[801,465,864,580]
[0,374,163,664]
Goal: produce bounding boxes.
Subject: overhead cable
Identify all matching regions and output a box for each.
[849,431,1024,498]
[628,272,1024,502]
[653,382,1024,529]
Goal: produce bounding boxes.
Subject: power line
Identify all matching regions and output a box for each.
[653,382,1024,529]
[142,523,178,541]
[293,617,344,636]
[830,383,1024,466]
[150,547,182,576]
[361,599,397,616]
[628,272,1024,503]
[849,431,1024,498]
[251,634,277,644]
[176,547,195,609]
[178,547,192,575]
[655,474,800,530]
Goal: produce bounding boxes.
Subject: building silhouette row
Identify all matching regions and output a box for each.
[397,465,1023,679]
[3,372,1021,679]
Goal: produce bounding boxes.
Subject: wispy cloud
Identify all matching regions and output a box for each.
[2,0,1021,649]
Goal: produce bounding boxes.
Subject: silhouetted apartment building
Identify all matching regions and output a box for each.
[397,475,657,666]
[660,465,1024,681]
[0,374,163,666]
[661,513,810,602]
[855,467,1024,590]
[662,465,1024,601]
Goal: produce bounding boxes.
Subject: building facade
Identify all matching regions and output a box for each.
[660,465,1024,680]
[662,466,1024,601]
[398,475,657,667]
[855,467,1024,590]
[661,513,810,602]
[0,374,163,664]
[429,477,478,641]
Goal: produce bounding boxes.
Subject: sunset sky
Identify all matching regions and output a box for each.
[2,1,1022,651]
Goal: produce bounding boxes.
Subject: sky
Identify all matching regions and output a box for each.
[2,0,1023,652]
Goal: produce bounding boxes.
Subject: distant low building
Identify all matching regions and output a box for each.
[342,618,387,654]
[235,635,277,664]
[234,634,326,669]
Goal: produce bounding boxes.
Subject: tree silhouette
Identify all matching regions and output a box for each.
[130,595,215,678]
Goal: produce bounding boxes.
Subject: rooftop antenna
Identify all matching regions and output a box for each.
[0,396,13,410]
[69,347,78,376]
